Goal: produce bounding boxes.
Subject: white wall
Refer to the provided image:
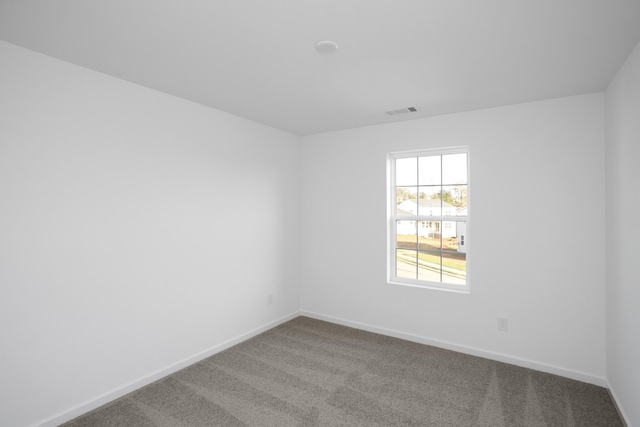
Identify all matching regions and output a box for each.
[605,39,640,427]
[0,41,300,427]
[300,94,606,383]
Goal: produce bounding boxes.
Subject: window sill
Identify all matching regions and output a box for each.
[387,279,470,294]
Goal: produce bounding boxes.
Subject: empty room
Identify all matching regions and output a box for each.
[1,1,639,426]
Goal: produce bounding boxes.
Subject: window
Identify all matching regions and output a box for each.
[388,147,469,292]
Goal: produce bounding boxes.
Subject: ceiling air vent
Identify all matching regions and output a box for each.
[385,106,418,116]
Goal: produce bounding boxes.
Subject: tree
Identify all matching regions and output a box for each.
[396,188,416,204]
[433,190,455,206]
[434,187,467,207]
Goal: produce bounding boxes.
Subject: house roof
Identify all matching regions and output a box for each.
[396,207,414,216]
[417,199,455,209]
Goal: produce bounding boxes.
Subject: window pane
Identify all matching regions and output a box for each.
[417,221,441,250]
[455,221,467,254]
[442,153,467,185]
[442,221,467,252]
[442,222,458,252]
[419,155,441,185]
[441,251,466,285]
[417,186,440,201]
[396,187,417,215]
[396,249,417,279]
[396,220,417,249]
[396,158,417,186]
[417,251,441,282]
[441,185,468,214]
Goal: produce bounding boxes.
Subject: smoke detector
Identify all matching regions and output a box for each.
[315,40,339,53]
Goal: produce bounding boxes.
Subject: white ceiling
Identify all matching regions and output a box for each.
[1,1,640,136]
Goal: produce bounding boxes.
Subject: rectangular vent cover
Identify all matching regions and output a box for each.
[385,106,418,116]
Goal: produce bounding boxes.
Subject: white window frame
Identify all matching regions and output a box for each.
[387,146,470,293]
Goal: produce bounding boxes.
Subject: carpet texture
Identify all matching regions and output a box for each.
[63,317,622,426]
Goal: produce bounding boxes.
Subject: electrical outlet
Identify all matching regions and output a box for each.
[267,293,274,306]
[498,317,508,332]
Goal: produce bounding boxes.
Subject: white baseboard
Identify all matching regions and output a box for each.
[300,310,607,387]
[606,380,632,427]
[29,311,300,427]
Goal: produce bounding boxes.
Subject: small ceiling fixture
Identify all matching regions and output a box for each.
[315,40,339,53]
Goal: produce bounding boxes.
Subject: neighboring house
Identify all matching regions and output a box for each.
[396,199,466,252]
[397,198,456,216]
[456,206,467,254]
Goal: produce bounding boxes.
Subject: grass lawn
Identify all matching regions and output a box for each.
[401,251,466,271]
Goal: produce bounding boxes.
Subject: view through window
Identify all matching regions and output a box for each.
[388,148,469,291]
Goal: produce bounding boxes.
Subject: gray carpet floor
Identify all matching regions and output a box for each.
[63,316,623,426]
